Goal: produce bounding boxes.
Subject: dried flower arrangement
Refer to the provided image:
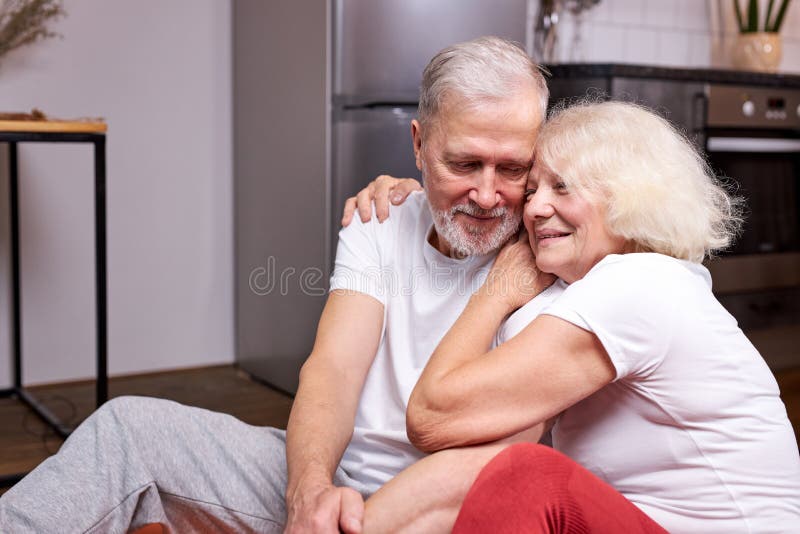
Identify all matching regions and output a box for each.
[0,0,66,61]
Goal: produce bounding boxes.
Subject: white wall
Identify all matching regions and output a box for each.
[548,0,800,72]
[0,0,233,386]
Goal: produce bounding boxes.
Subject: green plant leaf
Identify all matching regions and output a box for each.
[747,0,759,32]
[765,0,776,30]
[733,0,745,31]
[770,0,792,31]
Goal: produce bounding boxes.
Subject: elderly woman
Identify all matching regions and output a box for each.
[350,101,800,533]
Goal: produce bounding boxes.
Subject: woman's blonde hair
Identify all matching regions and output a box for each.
[535,100,743,262]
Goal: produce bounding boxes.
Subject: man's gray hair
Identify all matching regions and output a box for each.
[418,36,549,128]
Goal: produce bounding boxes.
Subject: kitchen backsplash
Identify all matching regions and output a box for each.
[537,0,800,72]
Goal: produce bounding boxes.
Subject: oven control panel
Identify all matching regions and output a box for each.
[706,84,800,129]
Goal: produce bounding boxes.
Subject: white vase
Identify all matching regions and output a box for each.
[732,32,782,72]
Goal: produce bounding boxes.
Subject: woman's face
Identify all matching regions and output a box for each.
[523,162,628,283]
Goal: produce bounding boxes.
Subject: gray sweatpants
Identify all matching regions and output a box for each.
[0,396,373,533]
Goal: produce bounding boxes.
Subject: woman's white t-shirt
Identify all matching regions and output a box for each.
[499,253,800,533]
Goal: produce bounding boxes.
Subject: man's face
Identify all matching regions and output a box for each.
[412,89,543,257]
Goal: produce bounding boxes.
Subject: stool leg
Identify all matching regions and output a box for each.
[9,141,22,390]
[94,137,108,407]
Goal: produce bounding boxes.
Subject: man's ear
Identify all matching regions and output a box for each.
[411,119,423,171]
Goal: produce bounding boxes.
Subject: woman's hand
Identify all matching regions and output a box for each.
[480,230,556,312]
[341,175,422,226]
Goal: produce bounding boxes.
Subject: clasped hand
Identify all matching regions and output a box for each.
[480,230,556,312]
[284,482,364,534]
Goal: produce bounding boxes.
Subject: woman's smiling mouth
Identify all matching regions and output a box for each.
[535,228,571,245]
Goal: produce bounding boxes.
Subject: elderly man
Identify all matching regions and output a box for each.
[0,36,547,533]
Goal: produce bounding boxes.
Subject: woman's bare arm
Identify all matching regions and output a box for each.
[406,235,615,452]
[341,175,422,226]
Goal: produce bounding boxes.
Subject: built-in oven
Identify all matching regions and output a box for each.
[703,84,800,370]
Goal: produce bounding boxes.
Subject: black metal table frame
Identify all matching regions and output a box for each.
[0,131,107,488]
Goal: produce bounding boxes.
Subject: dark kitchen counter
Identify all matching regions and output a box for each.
[544,63,800,89]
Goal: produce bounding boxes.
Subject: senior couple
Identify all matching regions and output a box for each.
[2,37,799,533]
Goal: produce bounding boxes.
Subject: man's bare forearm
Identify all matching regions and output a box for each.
[283,291,383,532]
[285,357,362,499]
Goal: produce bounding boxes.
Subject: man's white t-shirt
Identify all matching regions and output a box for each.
[500,253,800,533]
[330,191,495,491]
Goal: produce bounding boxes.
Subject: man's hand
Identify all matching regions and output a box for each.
[341,175,422,226]
[285,482,365,534]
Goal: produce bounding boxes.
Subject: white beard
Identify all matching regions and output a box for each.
[428,200,521,258]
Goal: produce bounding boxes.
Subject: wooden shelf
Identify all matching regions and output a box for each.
[0,120,107,134]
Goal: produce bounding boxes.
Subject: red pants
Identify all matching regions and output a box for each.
[453,443,668,534]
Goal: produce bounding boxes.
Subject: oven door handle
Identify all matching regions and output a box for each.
[707,137,800,153]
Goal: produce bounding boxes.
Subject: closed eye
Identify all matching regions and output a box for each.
[524,188,536,200]
[450,161,478,172]
[500,165,528,177]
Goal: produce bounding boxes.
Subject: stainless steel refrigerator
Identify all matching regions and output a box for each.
[235,0,531,394]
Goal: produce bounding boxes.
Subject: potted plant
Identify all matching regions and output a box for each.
[731,0,793,72]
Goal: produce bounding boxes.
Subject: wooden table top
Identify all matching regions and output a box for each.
[0,119,107,134]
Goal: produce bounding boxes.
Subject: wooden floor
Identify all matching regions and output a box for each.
[2,364,799,494]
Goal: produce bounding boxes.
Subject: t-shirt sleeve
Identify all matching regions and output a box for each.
[329,206,389,305]
[494,281,568,347]
[542,256,678,381]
